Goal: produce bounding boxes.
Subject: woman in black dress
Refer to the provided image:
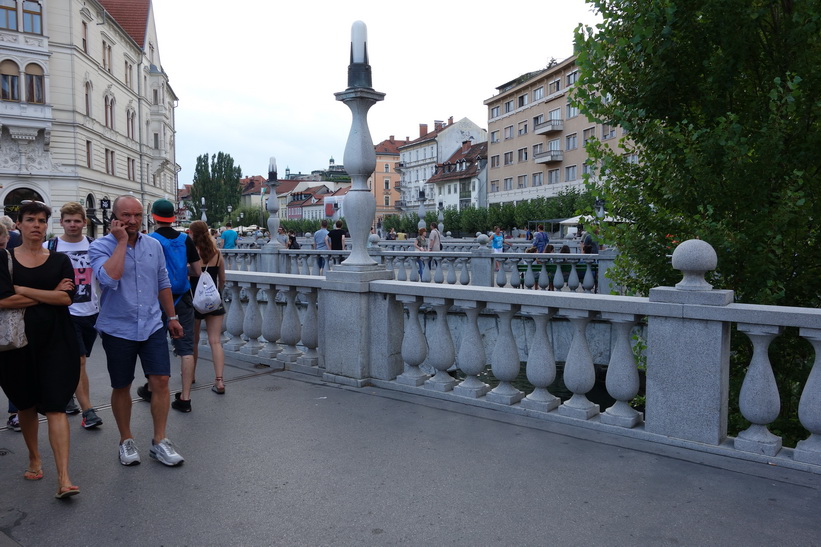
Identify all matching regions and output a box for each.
[0,201,81,499]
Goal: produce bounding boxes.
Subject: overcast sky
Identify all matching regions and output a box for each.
[151,1,601,187]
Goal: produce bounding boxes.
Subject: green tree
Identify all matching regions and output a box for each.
[189,152,243,227]
[574,0,821,444]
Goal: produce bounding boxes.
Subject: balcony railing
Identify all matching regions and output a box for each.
[535,118,564,135]
[534,149,564,163]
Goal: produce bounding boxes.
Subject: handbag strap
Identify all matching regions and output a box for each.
[6,249,12,280]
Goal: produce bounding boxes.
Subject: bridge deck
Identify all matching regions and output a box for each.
[1,350,819,546]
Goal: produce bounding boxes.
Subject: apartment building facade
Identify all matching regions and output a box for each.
[0,0,178,236]
[396,117,486,215]
[369,135,406,222]
[484,55,622,206]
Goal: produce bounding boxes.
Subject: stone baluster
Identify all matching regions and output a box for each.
[223,281,246,351]
[495,259,508,287]
[296,288,319,368]
[239,283,263,355]
[522,259,536,289]
[485,303,524,404]
[734,323,783,455]
[289,254,299,275]
[421,258,432,283]
[520,306,560,411]
[384,256,395,277]
[310,255,320,276]
[567,261,580,291]
[258,286,282,359]
[409,257,420,282]
[432,257,444,284]
[793,328,821,465]
[453,301,489,398]
[582,260,595,292]
[423,297,457,391]
[396,295,429,386]
[277,285,302,363]
[538,262,550,291]
[553,261,565,291]
[600,313,643,427]
[557,309,599,419]
[395,257,407,281]
[458,259,471,285]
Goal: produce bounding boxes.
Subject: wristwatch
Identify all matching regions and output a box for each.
[168,315,180,321]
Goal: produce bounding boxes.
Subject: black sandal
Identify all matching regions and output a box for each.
[211,377,225,394]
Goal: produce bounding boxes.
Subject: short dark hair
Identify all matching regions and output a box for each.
[226,222,232,227]
[19,200,52,220]
[321,220,328,228]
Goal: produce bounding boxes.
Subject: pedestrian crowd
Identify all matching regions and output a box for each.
[0,196,229,500]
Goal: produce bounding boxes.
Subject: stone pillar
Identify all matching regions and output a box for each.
[645,240,734,445]
[469,234,493,287]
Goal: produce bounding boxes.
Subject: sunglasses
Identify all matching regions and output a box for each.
[21,200,47,205]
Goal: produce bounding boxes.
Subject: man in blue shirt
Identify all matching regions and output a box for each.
[220,223,238,249]
[313,219,329,273]
[89,195,185,467]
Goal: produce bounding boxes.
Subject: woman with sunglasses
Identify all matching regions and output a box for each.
[0,201,81,499]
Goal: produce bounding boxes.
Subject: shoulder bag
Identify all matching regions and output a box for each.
[0,250,27,351]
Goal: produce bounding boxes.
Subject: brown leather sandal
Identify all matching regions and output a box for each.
[211,377,225,394]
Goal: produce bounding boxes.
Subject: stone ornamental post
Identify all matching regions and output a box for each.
[334,20,385,270]
[260,157,282,272]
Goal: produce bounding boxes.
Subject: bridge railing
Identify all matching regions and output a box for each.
[210,240,821,474]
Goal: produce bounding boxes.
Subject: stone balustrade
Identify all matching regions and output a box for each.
[208,240,821,475]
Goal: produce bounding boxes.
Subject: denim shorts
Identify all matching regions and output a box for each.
[71,313,99,357]
[101,327,171,389]
[168,292,195,356]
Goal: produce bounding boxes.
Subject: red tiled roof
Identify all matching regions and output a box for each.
[427,142,488,184]
[375,136,409,156]
[99,0,150,48]
[240,175,267,196]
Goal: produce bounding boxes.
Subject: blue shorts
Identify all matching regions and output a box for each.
[71,313,99,357]
[101,327,171,389]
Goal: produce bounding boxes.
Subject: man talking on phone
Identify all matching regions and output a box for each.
[89,195,185,467]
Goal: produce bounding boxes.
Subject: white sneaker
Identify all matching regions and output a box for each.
[149,438,184,466]
[119,438,140,466]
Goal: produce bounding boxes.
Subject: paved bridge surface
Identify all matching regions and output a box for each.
[1,349,820,546]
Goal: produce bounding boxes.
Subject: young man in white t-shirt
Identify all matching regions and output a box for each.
[45,202,103,429]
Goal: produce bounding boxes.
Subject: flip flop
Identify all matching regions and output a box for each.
[55,485,80,499]
[24,469,43,481]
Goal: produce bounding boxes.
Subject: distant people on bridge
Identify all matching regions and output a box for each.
[0,200,81,499]
[220,223,238,249]
[189,220,227,395]
[491,226,510,271]
[533,224,549,253]
[414,227,428,278]
[286,229,300,249]
[314,219,329,273]
[89,195,186,468]
[328,220,346,263]
[386,228,397,240]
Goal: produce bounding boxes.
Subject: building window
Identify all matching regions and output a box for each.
[566,102,579,119]
[533,86,544,101]
[490,180,499,193]
[127,110,135,139]
[84,82,92,115]
[548,169,560,184]
[152,89,159,105]
[548,138,561,151]
[518,121,528,136]
[127,158,136,181]
[517,175,527,189]
[532,172,544,186]
[602,123,616,140]
[548,108,561,121]
[24,64,43,104]
[533,114,544,126]
[383,163,390,173]
[124,61,133,89]
[490,155,500,168]
[517,148,528,162]
[105,149,115,175]
[566,133,578,150]
[22,1,41,34]
[625,152,639,164]
[503,125,513,140]
[104,96,115,129]
[86,141,92,168]
[503,177,513,191]
[503,152,513,165]
[153,133,159,149]
[582,161,592,176]
[490,130,500,143]
[82,22,88,52]
[583,127,596,144]
[384,179,390,190]
[491,105,500,118]
[102,40,112,72]
[548,79,561,94]
[565,165,577,181]
[567,70,579,86]
[533,142,543,155]
[0,0,17,30]
[384,195,390,206]
[0,60,19,101]
[518,93,528,107]
[504,100,514,113]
